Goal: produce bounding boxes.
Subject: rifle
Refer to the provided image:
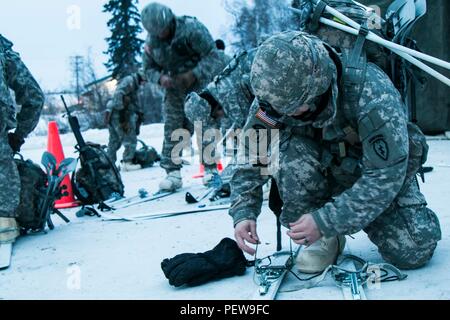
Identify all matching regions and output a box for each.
[61,96,116,202]
[61,96,88,148]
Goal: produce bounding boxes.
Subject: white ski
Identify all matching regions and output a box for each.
[101,204,230,222]
[0,243,12,270]
[110,190,177,210]
[103,189,148,207]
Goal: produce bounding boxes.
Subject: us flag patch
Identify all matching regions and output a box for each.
[256,108,283,129]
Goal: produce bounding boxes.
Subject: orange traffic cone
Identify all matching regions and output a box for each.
[192,164,206,179]
[192,161,224,179]
[47,121,79,209]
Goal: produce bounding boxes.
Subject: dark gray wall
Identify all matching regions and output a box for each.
[359,0,450,133]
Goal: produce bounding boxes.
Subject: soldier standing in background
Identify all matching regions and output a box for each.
[106,71,147,171]
[184,49,257,187]
[140,2,229,192]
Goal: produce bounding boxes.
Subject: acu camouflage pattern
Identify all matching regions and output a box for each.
[74,143,124,205]
[142,15,227,85]
[142,13,229,172]
[185,49,257,130]
[141,2,175,36]
[250,32,336,115]
[0,35,44,219]
[230,31,441,269]
[14,157,47,232]
[107,73,144,163]
[184,49,257,173]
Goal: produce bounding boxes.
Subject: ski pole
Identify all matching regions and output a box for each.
[312,2,450,71]
[289,6,450,87]
[319,17,450,87]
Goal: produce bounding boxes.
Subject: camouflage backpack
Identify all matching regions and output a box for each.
[14,156,48,232]
[132,140,161,169]
[297,0,390,72]
[72,142,124,205]
[295,0,427,108]
[14,152,74,234]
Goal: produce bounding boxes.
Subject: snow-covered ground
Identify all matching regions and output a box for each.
[1,124,449,300]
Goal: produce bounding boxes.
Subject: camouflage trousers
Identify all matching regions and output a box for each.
[107,112,138,163]
[0,131,20,218]
[161,88,194,173]
[272,135,441,270]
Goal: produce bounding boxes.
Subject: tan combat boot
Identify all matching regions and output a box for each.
[296,235,346,274]
[159,170,183,192]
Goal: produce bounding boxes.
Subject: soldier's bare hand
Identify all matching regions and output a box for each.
[288,214,322,246]
[159,75,174,89]
[234,220,260,255]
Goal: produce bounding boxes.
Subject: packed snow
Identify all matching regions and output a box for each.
[1,124,449,300]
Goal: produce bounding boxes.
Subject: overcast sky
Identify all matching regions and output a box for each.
[0,0,232,91]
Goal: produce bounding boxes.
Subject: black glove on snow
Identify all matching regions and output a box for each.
[161,238,248,287]
[8,132,25,153]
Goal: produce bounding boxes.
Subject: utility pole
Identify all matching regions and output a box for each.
[70,55,84,105]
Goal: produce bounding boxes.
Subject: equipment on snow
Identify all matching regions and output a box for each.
[161,238,248,287]
[281,254,408,300]
[290,1,450,87]
[132,140,161,169]
[185,172,223,204]
[62,96,124,206]
[101,204,230,222]
[15,152,75,234]
[109,190,177,211]
[252,243,302,299]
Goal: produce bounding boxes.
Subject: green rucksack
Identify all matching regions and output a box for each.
[14,153,75,234]
[14,156,48,233]
[297,0,390,72]
[294,0,428,116]
[72,142,125,205]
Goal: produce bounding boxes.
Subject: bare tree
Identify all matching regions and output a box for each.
[224,0,298,51]
[83,49,111,113]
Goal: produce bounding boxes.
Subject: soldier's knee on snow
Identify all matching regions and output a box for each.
[381,242,438,270]
[367,205,441,270]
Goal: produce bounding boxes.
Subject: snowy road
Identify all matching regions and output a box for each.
[1,125,449,300]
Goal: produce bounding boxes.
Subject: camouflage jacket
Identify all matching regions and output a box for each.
[143,16,226,88]
[201,49,257,130]
[230,60,422,237]
[0,35,44,137]
[109,74,143,114]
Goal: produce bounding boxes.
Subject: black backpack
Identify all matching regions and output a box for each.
[132,140,161,169]
[15,153,75,234]
[72,142,124,205]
